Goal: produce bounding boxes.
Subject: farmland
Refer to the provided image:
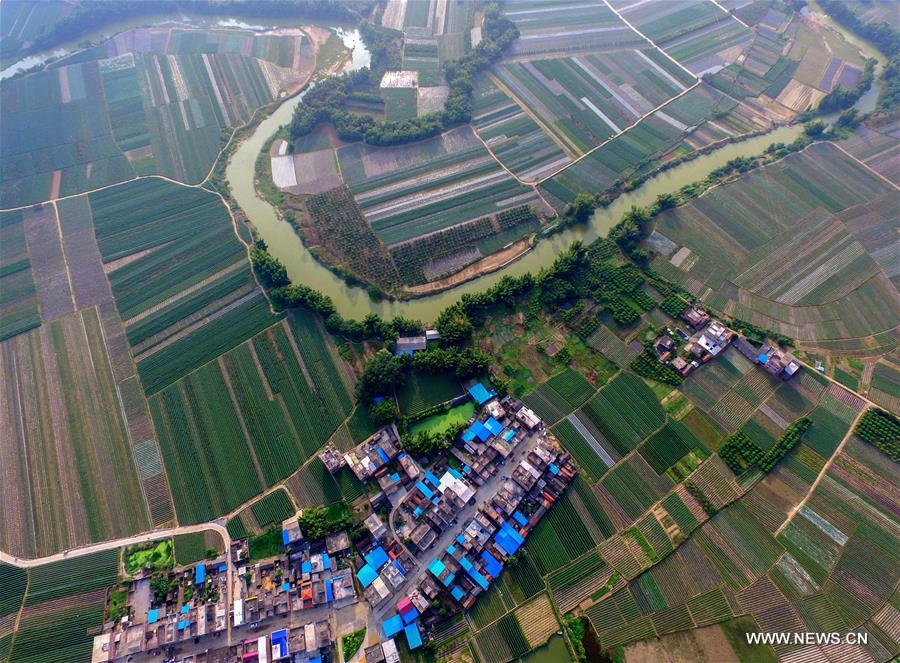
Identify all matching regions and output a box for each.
[493,47,695,155]
[0,308,152,558]
[150,315,354,524]
[541,82,753,206]
[5,549,119,663]
[650,142,900,355]
[1,27,315,206]
[504,0,643,56]
[336,126,548,246]
[0,210,40,341]
[609,0,751,74]
[86,178,277,394]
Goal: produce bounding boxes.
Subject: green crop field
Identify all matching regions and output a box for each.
[0,210,40,341]
[398,372,463,416]
[579,372,665,456]
[150,316,352,523]
[651,142,899,355]
[173,531,223,566]
[250,489,295,528]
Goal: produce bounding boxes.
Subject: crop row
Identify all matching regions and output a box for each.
[249,489,295,529]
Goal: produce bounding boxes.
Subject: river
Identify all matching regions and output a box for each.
[227,16,885,322]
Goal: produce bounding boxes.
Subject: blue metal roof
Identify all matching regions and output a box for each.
[759,353,769,364]
[391,472,401,483]
[456,534,465,544]
[401,607,419,624]
[447,544,456,555]
[365,546,389,569]
[449,467,463,479]
[282,581,290,592]
[549,463,560,475]
[468,420,492,442]
[462,427,477,443]
[428,559,446,576]
[513,511,528,527]
[416,481,434,499]
[484,417,504,435]
[502,521,525,544]
[424,471,440,487]
[325,578,333,602]
[148,609,158,624]
[195,564,205,585]
[301,561,312,573]
[405,623,423,649]
[181,605,189,614]
[383,615,403,637]
[451,585,465,600]
[323,553,331,570]
[503,429,515,441]
[357,564,378,588]
[271,628,289,655]
[282,529,291,545]
[481,550,503,577]
[376,447,389,464]
[468,383,493,405]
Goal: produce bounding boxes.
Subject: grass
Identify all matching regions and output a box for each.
[342,628,366,660]
[409,401,476,436]
[397,372,463,416]
[124,540,173,576]
[249,527,283,561]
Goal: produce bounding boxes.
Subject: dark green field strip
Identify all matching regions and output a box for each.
[11,603,106,663]
[639,420,707,475]
[552,419,609,482]
[0,563,27,619]
[151,362,264,524]
[137,293,278,395]
[250,489,295,528]
[24,549,119,606]
[221,345,305,484]
[173,532,214,566]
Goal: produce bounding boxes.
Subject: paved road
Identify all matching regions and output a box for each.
[370,429,547,633]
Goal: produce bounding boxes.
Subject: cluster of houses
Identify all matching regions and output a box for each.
[236,622,331,663]
[347,387,576,653]
[653,305,801,380]
[92,529,357,663]
[92,561,232,662]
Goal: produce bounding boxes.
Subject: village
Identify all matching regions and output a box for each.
[652,304,802,382]
[91,366,576,663]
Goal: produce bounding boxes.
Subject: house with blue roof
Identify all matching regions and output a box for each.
[468,383,495,405]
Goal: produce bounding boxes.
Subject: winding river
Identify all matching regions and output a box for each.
[227,17,885,322]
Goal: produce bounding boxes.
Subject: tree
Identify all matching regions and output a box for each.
[566,193,596,223]
[250,248,289,289]
[369,399,398,425]
[653,192,678,212]
[436,305,473,347]
[803,120,826,138]
[401,429,451,457]
[357,349,407,400]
